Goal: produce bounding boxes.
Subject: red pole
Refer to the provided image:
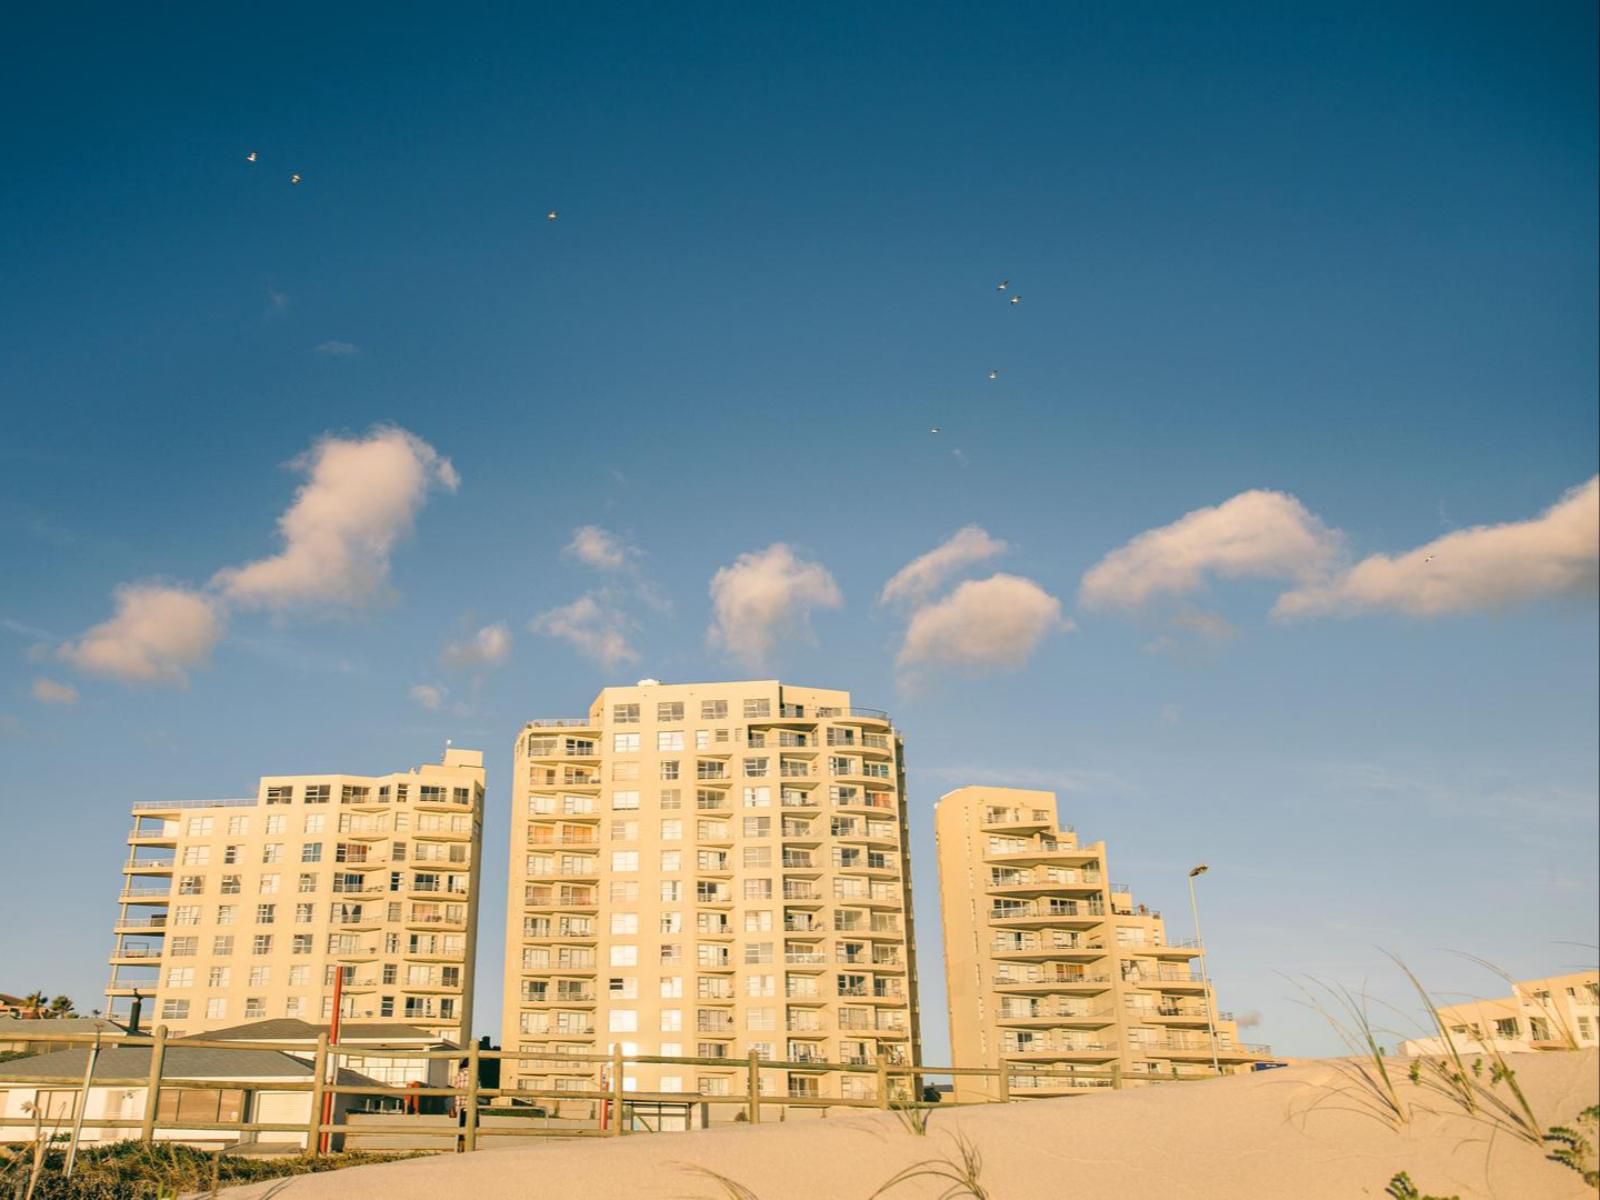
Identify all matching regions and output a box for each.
[320,969,344,1153]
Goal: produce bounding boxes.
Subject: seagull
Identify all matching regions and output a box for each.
[987,370,999,381]
[930,427,941,434]
[546,210,559,221]
[1009,295,1020,305]
[290,174,302,185]
[1423,554,1435,564]
[997,280,1008,291]
[245,151,257,163]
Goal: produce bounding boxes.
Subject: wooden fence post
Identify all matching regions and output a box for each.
[138,1026,168,1143]
[746,1051,761,1124]
[464,1040,481,1151]
[306,1033,329,1155]
[997,1063,1011,1104]
[610,1044,625,1136]
[876,1059,890,1109]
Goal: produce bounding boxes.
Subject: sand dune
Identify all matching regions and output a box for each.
[222,1050,1598,1199]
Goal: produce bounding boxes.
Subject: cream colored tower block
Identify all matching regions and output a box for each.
[108,749,486,1048]
[501,681,922,1111]
[936,786,1268,1101]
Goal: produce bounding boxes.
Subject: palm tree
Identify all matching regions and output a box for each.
[20,991,48,1018]
[47,996,75,1018]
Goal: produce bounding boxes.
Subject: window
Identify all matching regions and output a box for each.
[288,965,309,986]
[255,903,276,924]
[302,843,323,863]
[660,881,682,902]
[210,937,233,957]
[660,1009,682,1031]
[611,913,639,935]
[611,945,639,966]
[173,905,200,926]
[266,786,293,805]
[264,815,286,835]
[169,936,197,956]
[657,702,684,722]
[660,820,682,841]
[611,791,640,811]
[216,904,236,926]
[743,846,771,867]
[156,1087,244,1124]
[609,881,639,902]
[181,846,210,866]
[251,935,273,955]
[660,943,683,965]
[743,698,771,718]
[743,786,771,808]
[223,845,240,864]
[304,813,325,833]
[295,902,315,923]
[612,761,640,781]
[304,785,330,805]
[262,844,282,864]
[613,732,640,753]
[297,873,317,893]
[743,878,773,900]
[259,874,279,894]
[700,700,727,720]
[292,934,313,954]
[185,817,214,837]
[248,965,271,987]
[657,730,685,752]
[612,704,640,724]
[611,851,639,872]
[659,789,682,810]
[244,998,266,1018]
[744,757,769,778]
[610,820,639,842]
[205,998,228,1020]
[166,967,193,988]
[745,910,773,932]
[160,999,190,1020]
[178,875,204,895]
[220,875,241,895]
[660,910,683,931]
[660,760,680,780]
[744,942,773,964]
[1495,1018,1520,1039]
[227,816,249,835]
[609,976,638,999]
[742,817,771,838]
[608,1010,638,1032]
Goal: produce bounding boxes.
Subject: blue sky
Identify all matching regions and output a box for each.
[2,1,1595,1060]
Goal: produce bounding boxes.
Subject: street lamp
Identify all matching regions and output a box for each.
[1188,864,1222,1076]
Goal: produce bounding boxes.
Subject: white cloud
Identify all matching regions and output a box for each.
[565,525,633,571]
[1274,476,1599,619]
[315,340,360,357]
[409,683,446,711]
[441,622,512,670]
[896,573,1069,672]
[880,525,1009,606]
[1079,490,1342,611]
[31,677,78,705]
[531,593,638,668]
[57,584,224,686]
[707,544,843,669]
[213,427,458,611]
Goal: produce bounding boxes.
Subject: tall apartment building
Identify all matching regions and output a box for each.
[502,680,921,1108]
[936,786,1269,1100]
[107,748,486,1048]
[1399,972,1599,1056]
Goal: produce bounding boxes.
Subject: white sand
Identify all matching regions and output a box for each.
[221,1050,1598,1199]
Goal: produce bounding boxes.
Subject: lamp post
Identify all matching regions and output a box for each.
[1188,864,1222,1076]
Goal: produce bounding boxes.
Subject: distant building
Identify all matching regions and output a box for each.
[936,786,1272,1101]
[1399,972,1599,1056]
[105,748,486,1048]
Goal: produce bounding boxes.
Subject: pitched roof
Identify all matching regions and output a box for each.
[0,1017,128,1034]
[189,1018,447,1045]
[0,1045,320,1081]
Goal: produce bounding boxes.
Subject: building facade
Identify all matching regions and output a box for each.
[1399,972,1599,1056]
[501,680,921,1108]
[106,749,485,1047]
[936,786,1270,1100]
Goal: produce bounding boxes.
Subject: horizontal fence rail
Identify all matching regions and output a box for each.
[0,1028,1260,1155]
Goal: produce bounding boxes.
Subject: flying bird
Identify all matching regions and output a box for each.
[546,210,559,221]
[987,370,999,381]
[1423,554,1435,564]
[1009,295,1020,305]
[996,280,1008,291]
[290,173,302,185]
[245,151,257,163]
[930,427,941,434]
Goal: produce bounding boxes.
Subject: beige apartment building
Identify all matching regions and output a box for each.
[1400,971,1599,1056]
[107,749,486,1048]
[501,680,921,1108]
[936,786,1270,1100]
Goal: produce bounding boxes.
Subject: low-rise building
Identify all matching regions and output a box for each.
[1399,972,1599,1056]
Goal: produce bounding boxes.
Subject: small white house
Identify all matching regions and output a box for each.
[0,1044,380,1150]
